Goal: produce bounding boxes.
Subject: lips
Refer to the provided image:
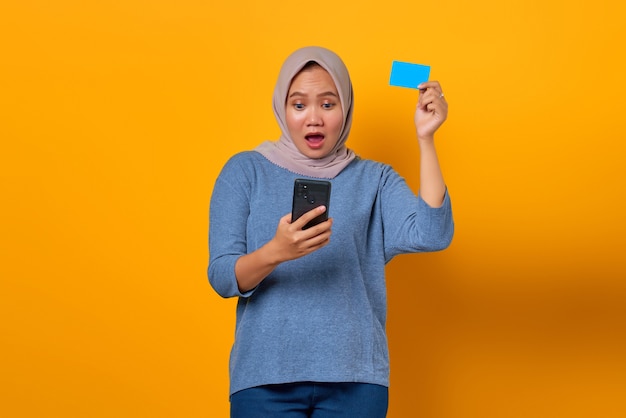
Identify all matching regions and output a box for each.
[305,132,325,148]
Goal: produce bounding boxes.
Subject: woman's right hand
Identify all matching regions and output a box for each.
[234,206,332,293]
[271,206,333,263]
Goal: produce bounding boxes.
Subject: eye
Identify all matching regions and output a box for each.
[322,102,336,109]
[293,103,305,110]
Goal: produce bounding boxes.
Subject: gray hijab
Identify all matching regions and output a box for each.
[255,46,356,179]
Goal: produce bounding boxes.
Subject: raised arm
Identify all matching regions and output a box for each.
[415,81,448,208]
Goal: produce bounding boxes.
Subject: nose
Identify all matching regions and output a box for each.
[306,108,323,126]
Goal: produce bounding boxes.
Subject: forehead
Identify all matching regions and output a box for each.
[288,66,338,93]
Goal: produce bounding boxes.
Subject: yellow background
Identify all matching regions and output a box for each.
[1,0,625,416]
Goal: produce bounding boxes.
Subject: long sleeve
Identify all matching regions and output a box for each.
[206,152,454,395]
[207,155,255,298]
[378,166,454,261]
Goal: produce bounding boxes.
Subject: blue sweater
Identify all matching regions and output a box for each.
[208,151,454,395]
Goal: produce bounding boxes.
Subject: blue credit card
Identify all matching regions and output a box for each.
[389,61,431,89]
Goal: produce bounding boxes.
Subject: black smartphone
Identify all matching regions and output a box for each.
[291,179,331,230]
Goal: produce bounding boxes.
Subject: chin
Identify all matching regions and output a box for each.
[295,145,324,159]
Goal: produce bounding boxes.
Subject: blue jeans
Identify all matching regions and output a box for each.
[230,382,388,418]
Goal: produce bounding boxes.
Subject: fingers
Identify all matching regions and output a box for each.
[276,207,332,261]
[414,80,448,139]
[279,213,293,224]
[417,81,448,118]
[417,80,446,109]
[418,80,443,95]
[300,224,332,250]
[287,205,332,244]
[291,205,327,230]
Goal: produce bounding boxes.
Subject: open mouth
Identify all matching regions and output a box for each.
[305,133,325,148]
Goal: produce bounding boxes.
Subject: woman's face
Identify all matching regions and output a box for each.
[285,65,343,159]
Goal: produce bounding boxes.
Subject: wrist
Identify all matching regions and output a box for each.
[417,134,435,147]
[263,239,284,266]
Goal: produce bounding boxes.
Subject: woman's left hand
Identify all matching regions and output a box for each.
[415,81,448,142]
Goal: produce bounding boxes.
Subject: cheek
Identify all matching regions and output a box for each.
[285,110,304,131]
[329,112,344,135]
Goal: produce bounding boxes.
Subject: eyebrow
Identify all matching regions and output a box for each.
[288,91,339,99]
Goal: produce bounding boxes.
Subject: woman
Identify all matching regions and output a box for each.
[208,46,454,417]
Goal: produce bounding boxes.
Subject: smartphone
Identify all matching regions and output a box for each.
[291,179,331,230]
